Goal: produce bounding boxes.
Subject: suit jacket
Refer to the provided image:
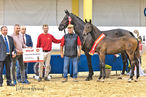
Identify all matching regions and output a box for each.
[0,35,15,61]
[25,34,33,47]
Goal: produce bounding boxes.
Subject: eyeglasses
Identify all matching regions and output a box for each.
[68,27,73,29]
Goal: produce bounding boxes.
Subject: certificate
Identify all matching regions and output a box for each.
[23,48,44,63]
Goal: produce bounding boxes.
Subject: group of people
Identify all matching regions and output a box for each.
[0,24,33,87]
[0,24,81,87]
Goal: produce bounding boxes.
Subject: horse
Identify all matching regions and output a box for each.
[59,10,94,81]
[83,20,140,82]
[58,10,139,81]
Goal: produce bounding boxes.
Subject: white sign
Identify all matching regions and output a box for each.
[23,48,44,63]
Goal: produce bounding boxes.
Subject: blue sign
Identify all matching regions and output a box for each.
[144,8,146,17]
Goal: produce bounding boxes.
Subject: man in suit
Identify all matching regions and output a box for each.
[0,26,16,87]
[16,26,33,84]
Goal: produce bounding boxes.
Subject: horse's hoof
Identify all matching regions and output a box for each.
[85,78,89,81]
[97,79,100,82]
[85,77,92,81]
[118,77,122,79]
[128,79,132,83]
[101,79,105,82]
[135,79,138,82]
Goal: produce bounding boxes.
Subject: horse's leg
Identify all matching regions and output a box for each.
[98,54,105,82]
[126,52,135,82]
[121,53,127,75]
[85,52,94,81]
[135,57,139,82]
[98,61,102,81]
[118,52,127,79]
[134,40,140,82]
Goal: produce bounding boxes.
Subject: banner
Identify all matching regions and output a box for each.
[23,48,44,63]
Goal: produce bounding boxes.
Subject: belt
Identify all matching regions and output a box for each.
[43,50,50,52]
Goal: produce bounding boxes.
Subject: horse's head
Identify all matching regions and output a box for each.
[83,19,93,36]
[58,9,71,31]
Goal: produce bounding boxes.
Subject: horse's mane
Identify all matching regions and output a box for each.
[92,24,101,32]
[91,24,102,40]
[70,13,85,24]
[69,13,85,44]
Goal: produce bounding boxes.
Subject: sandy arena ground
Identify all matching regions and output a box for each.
[0,51,146,97]
[0,72,146,97]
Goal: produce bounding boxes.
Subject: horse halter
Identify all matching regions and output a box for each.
[63,16,72,34]
[68,16,72,24]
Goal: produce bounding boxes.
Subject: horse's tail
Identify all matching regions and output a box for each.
[129,31,140,59]
[129,31,135,38]
[134,39,140,60]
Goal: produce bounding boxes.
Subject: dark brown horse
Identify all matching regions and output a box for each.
[58,10,139,81]
[83,20,140,82]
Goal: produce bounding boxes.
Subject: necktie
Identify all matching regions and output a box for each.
[23,35,25,44]
[4,36,10,53]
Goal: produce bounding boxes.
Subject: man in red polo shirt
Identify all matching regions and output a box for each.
[37,24,61,82]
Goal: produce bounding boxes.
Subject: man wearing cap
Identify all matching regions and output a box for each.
[37,24,62,82]
[60,24,81,82]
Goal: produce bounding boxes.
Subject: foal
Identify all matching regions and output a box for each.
[83,21,139,82]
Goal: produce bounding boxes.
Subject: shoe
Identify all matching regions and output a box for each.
[25,79,31,84]
[73,78,78,82]
[17,79,21,83]
[7,83,15,86]
[38,77,42,82]
[70,74,73,78]
[44,77,50,81]
[13,80,17,85]
[21,80,31,84]
[0,84,2,87]
[62,78,67,83]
